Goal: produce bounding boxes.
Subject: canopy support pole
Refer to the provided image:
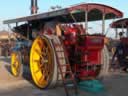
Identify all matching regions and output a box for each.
[122,24,124,32]
[102,13,105,35]
[115,28,118,39]
[27,23,30,39]
[16,22,18,27]
[8,24,11,45]
[85,11,88,34]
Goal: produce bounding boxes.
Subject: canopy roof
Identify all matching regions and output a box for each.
[111,18,128,28]
[4,3,123,24]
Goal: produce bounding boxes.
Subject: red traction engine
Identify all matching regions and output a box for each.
[3,3,123,90]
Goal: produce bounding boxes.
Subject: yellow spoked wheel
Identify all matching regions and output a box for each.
[30,36,57,89]
[11,52,23,77]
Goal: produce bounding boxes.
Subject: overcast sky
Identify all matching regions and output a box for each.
[0,0,127,37]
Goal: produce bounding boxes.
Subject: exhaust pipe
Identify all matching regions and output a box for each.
[31,0,38,14]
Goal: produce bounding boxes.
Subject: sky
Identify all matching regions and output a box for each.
[0,0,127,37]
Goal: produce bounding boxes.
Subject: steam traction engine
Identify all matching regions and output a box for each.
[4,3,123,91]
[110,18,128,70]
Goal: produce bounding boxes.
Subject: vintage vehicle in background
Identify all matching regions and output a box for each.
[3,1,123,95]
[110,18,128,70]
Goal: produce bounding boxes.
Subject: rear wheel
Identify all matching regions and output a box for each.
[11,52,23,77]
[30,36,58,89]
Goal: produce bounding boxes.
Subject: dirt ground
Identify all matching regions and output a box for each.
[0,57,128,96]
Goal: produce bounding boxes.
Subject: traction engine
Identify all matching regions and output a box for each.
[28,22,109,89]
[3,2,123,91]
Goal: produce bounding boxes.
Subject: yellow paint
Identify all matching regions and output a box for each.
[56,24,62,36]
[11,52,20,77]
[30,36,54,88]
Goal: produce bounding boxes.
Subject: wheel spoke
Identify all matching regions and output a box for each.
[41,49,46,57]
[16,66,19,72]
[34,69,40,73]
[37,39,44,49]
[43,60,48,63]
[35,48,41,55]
[39,76,45,83]
[16,63,20,69]
[45,47,49,54]
[42,52,46,57]
[33,59,40,63]
[43,70,48,80]
[12,63,16,68]
[44,75,48,81]
[39,63,44,69]
[34,48,47,61]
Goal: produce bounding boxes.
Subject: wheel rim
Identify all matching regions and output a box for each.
[30,36,54,88]
[11,52,20,77]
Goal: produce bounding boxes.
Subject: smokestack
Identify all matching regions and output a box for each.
[31,0,38,14]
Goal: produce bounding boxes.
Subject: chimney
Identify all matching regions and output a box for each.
[31,0,38,14]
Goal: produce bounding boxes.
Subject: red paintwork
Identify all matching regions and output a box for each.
[43,23,105,79]
[120,37,128,45]
[63,25,105,79]
[84,36,104,65]
[84,36,104,50]
[63,24,80,45]
[68,3,123,17]
[78,36,104,78]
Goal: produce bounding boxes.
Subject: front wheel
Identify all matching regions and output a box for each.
[11,52,23,77]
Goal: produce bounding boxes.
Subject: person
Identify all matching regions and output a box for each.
[119,31,124,38]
